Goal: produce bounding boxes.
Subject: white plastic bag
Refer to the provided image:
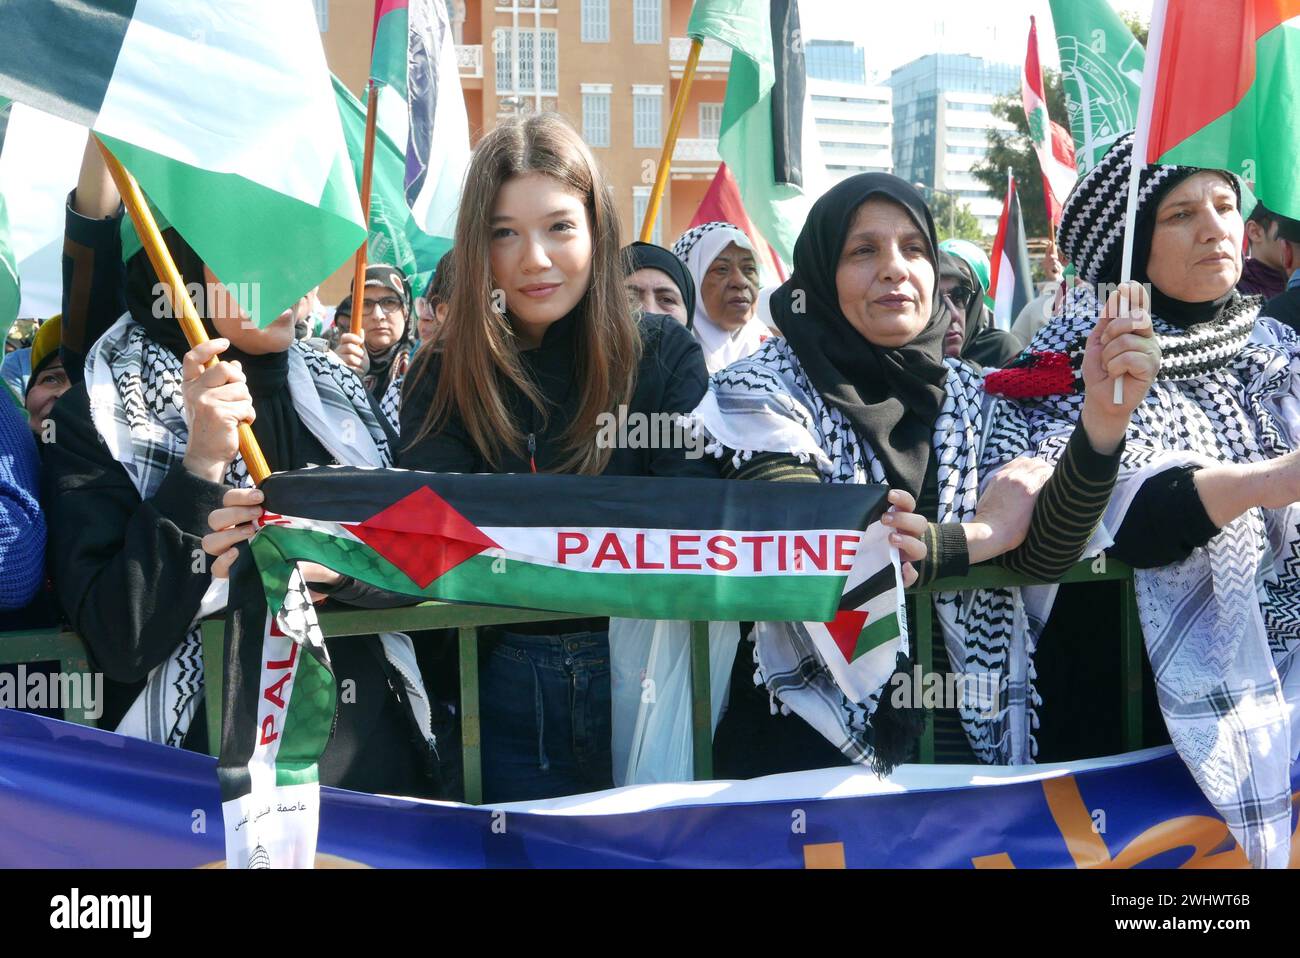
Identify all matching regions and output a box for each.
[608,619,740,786]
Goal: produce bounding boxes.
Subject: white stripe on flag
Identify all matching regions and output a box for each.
[94,0,344,206]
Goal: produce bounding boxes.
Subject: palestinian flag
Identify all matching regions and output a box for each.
[369,0,469,258]
[688,0,829,265]
[1023,16,1076,226]
[0,99,17,344]
[0,0,366,328]
[990,174,1035,329]
[335,76,448,298]
[689,163,787,286]
[1139,0,1300,220]
[1047,0,1147,174]
[219,468,904,866]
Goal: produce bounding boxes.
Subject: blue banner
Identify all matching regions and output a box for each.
[1,710,1296,868]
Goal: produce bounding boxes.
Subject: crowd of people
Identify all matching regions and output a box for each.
[2,110,1300,818]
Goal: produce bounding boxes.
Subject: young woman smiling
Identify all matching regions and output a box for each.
[393,113,721,802]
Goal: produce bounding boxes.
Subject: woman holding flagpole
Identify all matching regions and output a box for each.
[687,172,1159,778]
[986,132,1300,868]
[46,140,453,799]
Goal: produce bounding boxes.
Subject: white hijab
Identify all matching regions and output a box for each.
[672,221,770,374]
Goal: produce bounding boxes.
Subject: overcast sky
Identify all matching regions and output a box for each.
[798,0,1154,81]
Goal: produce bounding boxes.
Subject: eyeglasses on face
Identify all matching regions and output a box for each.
[944,285,976,309]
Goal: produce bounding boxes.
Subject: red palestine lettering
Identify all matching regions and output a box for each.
[259,642,299,746]
[553,531,856,573]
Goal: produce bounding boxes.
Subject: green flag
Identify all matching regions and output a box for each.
[1047,0,1146,174]
[334,76,449,298]
[687,0,825,265]
[0,97,17,345]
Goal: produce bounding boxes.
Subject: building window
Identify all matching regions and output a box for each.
[582,91,611,147]
[699,102,723,139]
[493,28,558,94]
[633,89,662,148]
[633,0,661,44]
[581,0,609,42]
[633,187,662,245]
[313,0,329,31]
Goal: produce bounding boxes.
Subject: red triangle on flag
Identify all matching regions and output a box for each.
[825,608,870,663]
[343,486,500,589]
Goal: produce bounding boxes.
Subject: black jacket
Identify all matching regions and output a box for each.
[399,310,719,479]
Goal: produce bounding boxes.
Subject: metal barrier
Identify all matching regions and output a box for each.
[3,558,1142,805]
[0,627,100,727]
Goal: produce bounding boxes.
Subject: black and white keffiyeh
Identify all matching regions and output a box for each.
[84,315,432,749]
[984,287,1300,868]
[686,337,1037,769]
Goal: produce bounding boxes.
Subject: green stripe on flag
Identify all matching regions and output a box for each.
[274,649,337,788]
[853,612,900,662]
[1158,21,1300,220]
[371,5,410,93]
[253,525,849,623]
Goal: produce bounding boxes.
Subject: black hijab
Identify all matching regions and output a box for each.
[772,174,948,498]
[123,229,313,473]
[939,252,1022,370]
[623,241,697,328]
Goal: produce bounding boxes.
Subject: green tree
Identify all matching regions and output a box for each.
[1118,10,1149,45]
[924,188,986,243]
[971,69,1069,241]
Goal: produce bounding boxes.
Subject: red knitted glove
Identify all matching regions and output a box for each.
[983,351,1076,399]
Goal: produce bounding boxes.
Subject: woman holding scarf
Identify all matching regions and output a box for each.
[689,173,1159,777]
[986,133,1300,868]
[45,227,452,799]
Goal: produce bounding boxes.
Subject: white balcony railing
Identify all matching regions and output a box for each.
[673,137,721,163]
[456,45,483,78]
[669,36,732,67]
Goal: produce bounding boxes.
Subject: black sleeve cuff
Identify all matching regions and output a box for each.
[1069,421,1125,483]
[149,465,227,538]
[1169,467,1220,548]
[65,191,125,240]
[916,521,970,585]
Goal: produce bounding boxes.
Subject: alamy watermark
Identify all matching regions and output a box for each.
[889,665,1000,719]
[595,405,704,459]
[0,666,102,720]
[151,280,261,327]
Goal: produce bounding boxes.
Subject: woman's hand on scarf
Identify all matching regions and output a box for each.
[334,331,370,377]
[965,457,1054,563]
[203,486,343,600]
[881,489,927,587]
[1081,281,1161,454]
[181,338,255,483]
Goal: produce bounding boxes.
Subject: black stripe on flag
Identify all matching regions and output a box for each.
[215,546,270,804]
[839,562,896,610]
[769,0,805,189]
[259,467,889,536]
[1005,185,1035,321]
[0,0,136,128]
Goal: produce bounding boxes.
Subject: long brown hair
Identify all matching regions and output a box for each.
[403,112,641,474]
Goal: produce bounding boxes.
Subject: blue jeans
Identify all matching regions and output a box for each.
[479,628,613,804]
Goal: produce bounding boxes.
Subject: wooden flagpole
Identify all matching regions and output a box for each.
[93,136,271,483]
[640,38,702,243]
[351,78,380,336]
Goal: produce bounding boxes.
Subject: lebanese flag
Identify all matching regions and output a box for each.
[690,163,788,285]
[1022,15,1077,226]
[989,174,1036,329]
[369,0,469,249]
[0,0,366,329]
[1140,0,1300,219]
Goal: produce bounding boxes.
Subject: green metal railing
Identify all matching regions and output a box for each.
[2,558,1142,804]
[0,627,99,727]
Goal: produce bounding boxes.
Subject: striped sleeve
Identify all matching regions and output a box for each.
[996,424,1122,582]
[723,451,822,483]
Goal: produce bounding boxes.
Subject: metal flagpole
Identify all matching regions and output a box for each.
[640,38,702,243]
[94,136,272,484]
